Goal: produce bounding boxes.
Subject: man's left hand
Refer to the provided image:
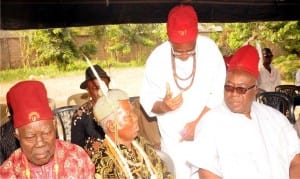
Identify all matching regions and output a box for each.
[179,120,197,142]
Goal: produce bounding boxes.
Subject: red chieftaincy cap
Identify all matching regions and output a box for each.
[227,45,260,79]
[6,80,54,128]
[167,5,198,43]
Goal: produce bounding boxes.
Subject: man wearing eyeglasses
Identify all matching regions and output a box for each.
[140,4,226,179]
[258,47,281,91]
[188,45,300,179]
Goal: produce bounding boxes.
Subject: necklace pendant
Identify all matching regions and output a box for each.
[171,54,196,91]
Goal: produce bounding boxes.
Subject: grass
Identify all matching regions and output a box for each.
[0,65,79,82]
[0,61,143,83]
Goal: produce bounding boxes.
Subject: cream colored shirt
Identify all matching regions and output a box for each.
[295,69,300,86]
[258,64,281,92]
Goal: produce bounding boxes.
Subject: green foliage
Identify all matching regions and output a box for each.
[13,24,166,73]
[261,21,300,55]
[90,26,106,38]
[212,21,299,83]
[212,23,260,55]
[99,57,130,68]
[101,24,165,62]
[79,40,98,59]
[8,22,298,83]
[21,28,99,71]
[273,54,300,81]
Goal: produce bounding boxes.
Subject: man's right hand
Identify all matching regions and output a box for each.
[162,83,183,112]
[152,83,183,114]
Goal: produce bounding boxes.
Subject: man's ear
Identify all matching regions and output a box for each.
[14,129,20,140]
[52,120,57,130]
[107,120,117,133]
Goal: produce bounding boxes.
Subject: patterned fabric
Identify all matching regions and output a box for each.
[0,140,95,178]
[54,105,78,141]
[71,100,104,148]
[85,136,173,179]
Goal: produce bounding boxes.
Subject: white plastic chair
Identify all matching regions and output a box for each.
[155,149,176,177]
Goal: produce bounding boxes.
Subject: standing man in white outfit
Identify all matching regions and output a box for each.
[140,4,226,179]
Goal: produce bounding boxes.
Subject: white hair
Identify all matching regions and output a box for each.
[98,108,125,133]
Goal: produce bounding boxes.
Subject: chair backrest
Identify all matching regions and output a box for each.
[155,149,175,177]
[275,85,300,97]
[129,96,161,149]
[67,92,89,106]
[256,92,295,124]
[129,96,157,122]
[48,98,56,110]
[53,105,79,141]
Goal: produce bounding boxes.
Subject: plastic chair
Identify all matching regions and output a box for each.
[67,92,89,106]
[155,149,175,177]
[48,98,56,110]
[53,105,79,141]
[130,96,161,149]
[275,85,300,97]
[256,92,296,124]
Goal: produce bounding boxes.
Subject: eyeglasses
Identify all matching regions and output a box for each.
[224,84,256,94]
[171,47,196,57]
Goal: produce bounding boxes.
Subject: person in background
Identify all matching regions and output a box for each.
[71,64,110,147]
[258,47,281,91]
[295,69,300,86]
[188,45,300,179]
[139,4,226,178]
[0,80,95,178]
[84,89,173,179]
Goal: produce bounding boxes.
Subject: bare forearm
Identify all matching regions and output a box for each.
[195,106,210,123]
[290,154,300,179]
[151,101,170,114]
[198,169,221,179]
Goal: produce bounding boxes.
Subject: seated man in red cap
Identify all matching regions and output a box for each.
[84,89,173,179]
[188,45,300,179]
[0,80,95,178]
[140,4,226,178]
